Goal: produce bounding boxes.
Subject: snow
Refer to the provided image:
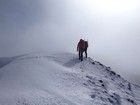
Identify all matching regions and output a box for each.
[0,52,139,105]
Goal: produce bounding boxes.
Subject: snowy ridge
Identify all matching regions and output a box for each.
[0,53,140,105]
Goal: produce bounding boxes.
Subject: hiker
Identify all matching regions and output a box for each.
[84,41,88,58]
[77,39,85,61]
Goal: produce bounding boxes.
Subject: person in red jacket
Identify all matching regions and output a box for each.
[77,39,85,61]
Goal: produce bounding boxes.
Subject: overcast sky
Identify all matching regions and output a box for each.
[0,0,140,84]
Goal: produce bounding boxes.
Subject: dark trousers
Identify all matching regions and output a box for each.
[79,50,83,61]
[84,48,87,58]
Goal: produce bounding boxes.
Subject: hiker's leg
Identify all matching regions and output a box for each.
[78,51,80,60]
[80,50,83,61]
[78,50,81,61]
[80,51,82,61]
[85,48,87,58]
[81,51,83,61]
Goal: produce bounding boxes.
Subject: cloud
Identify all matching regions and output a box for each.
[0,0,46,56]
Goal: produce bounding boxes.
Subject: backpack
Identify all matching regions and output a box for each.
[78,39,85,50]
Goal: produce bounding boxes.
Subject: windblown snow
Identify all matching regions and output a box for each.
[0,53,140,105]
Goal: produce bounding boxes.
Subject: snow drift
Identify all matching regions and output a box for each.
[0,52,140,105]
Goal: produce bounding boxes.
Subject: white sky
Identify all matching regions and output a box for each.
[0,0,140,84]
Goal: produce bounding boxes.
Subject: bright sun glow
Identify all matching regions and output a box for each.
[85,0,139,15]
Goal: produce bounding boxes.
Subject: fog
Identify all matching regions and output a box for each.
[0,0,140,84]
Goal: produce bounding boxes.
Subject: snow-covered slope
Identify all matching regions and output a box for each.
[0,53,140,105]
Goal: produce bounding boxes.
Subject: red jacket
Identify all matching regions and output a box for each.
[77,39,85,51]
